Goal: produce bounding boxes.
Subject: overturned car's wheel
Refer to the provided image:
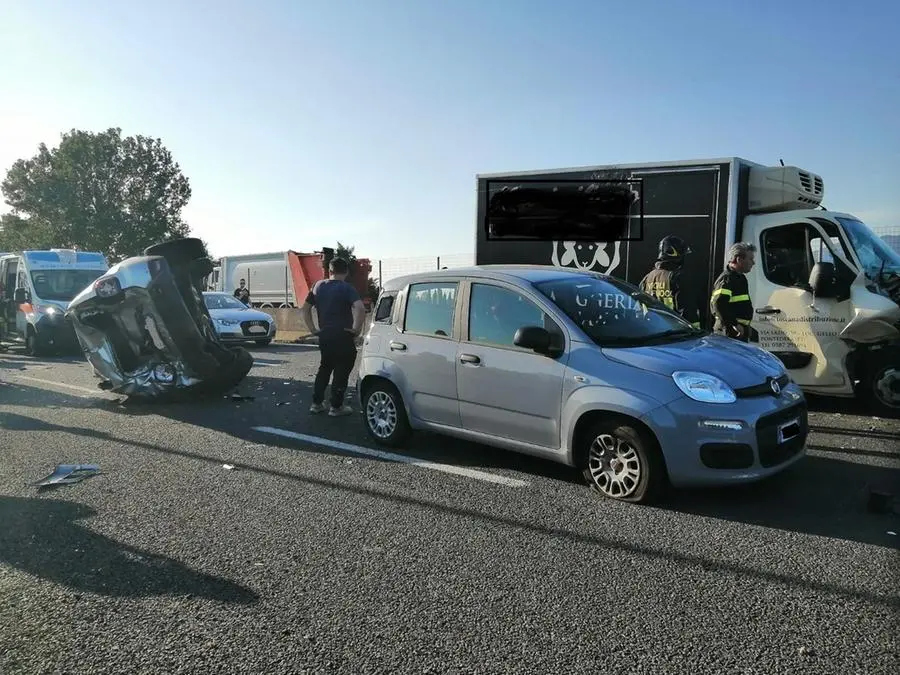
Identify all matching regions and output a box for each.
[143,238,209,270]
[578,419,667,504]
[362,380,411,448]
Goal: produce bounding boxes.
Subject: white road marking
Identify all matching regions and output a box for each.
[252,426,530,488]
[12,375,110,398]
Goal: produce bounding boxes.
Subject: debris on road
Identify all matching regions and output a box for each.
[35,463,101,488]
[222,464,237,471]
[228,393,255,402]
[887,531,897,536]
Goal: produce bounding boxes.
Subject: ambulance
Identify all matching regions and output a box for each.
[0,249,109,356]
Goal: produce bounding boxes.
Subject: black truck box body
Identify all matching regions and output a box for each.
[475,159,746,328]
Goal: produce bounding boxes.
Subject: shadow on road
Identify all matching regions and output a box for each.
[2,406,897,613]
[806,393,900,420]
[5,377,899,553]
[0,495,259,604]
[109,374,583,486]
[665,456,900,548]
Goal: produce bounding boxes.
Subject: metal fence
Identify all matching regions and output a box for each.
[371,253,475,287]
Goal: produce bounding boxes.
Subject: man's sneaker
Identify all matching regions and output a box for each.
[328,405,353,417]
[309,402,326,414]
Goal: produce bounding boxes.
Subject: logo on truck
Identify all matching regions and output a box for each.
[550,241,622,275]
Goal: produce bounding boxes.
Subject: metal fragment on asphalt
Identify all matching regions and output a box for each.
[35,464,102,488]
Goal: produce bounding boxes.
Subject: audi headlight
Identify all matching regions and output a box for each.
[672,371,737,404]
[216,318,239,327]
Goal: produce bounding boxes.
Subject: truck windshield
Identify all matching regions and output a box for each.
[30,269,105,302]
[836,217,900,278]
[533,274,700,347]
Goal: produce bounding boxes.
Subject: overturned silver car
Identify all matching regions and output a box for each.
[67,238,254,399]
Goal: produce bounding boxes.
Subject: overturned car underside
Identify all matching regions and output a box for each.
[67,238,254,400]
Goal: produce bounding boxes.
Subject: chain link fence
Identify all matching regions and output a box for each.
[371,252,475,287]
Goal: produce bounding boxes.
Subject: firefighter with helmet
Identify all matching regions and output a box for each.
[639,235,702,329]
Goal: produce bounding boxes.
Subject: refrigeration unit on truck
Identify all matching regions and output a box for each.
[0,248,109,356]
[475,157,900,416]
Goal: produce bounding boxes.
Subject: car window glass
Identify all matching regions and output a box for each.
[469,283,546,347]
[374,294,395,323]
[404,282,457,336]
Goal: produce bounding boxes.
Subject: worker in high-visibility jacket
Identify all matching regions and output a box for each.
[710,242,756,342]
[639,235,702,329]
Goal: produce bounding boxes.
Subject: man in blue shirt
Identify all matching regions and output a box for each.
[300,257,366,416]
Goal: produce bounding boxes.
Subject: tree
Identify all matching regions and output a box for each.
[1,127,192,259]
[0,213,55,251]
[321,241,379,301]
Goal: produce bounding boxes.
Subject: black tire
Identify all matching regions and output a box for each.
[577,419,668,504]
[216,346,255,390]
[143,238,208,270]
[25,329,42,357]
[255,338,272,346]
[860,348,900,419]
[361,379,411,448]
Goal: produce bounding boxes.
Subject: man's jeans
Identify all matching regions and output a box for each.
[313,329,358,409]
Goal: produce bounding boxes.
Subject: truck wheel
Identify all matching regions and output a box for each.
[362,379,411,447]
[861,348,900,419]
[577,418,668,504]
[25,329,43,357]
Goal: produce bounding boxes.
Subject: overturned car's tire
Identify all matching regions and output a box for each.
[144,238,209,271]
[217,346,254,389]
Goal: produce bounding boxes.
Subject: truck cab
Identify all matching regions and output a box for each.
[0,249,109,356]
[738,167,900,414]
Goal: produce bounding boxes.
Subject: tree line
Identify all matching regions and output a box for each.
[0,128,370,300]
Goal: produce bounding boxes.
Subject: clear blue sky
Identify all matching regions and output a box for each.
[1,0,897,260]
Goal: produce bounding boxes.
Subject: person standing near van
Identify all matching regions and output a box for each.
[639,235,701,329]
[234,278,250,306]
[711,242,756,342]
[300,257,366,417]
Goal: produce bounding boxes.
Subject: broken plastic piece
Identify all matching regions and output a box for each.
[229,394,255,401]
[222,464,236,471]
[35,464,101,488]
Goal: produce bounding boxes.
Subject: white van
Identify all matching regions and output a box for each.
[0,249,108,356]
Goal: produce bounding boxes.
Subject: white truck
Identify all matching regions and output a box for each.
[475,158,900,416]
[214,251,296,308]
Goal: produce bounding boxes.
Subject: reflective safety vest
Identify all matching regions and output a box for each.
[639,261,701,329]
[710,268,753,340]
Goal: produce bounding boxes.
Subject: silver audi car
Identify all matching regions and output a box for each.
[203,292,276,346]
[356,265,808,504]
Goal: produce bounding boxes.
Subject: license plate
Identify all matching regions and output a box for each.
[777,418,800,444]
[248,325,266,333]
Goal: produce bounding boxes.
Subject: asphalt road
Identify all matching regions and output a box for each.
[1,343,898,675]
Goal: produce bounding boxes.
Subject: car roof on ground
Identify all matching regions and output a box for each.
[380,265,611,292]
